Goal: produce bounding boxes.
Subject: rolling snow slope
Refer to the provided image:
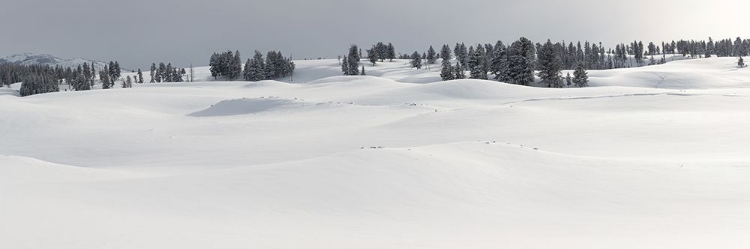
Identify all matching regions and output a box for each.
[1,56,750,249]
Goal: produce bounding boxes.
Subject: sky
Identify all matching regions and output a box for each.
[1,0,748,69]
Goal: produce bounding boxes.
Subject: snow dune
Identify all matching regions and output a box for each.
[1,56,750,249]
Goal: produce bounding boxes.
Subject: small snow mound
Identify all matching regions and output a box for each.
[189,98,303,117]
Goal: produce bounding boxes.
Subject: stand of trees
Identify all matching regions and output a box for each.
[365,42,396,66]
[242,50,295,81]
[342,44,360,75]
[2,61,116,96]
[209,50,242,80]
[149,62,185,83]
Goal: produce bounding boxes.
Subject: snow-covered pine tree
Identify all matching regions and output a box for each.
[137,69,143,83]
[108,61,116,83]
[113,61,121,81]
[249,51,265,81]
[411,51,422,69]
[173,68,183,82]
[265,51,277,79]
[387,43,396,62]
[82,63,91,83]
[427,46,437,64]
[490,41,509,81]
[123,76,132,88]
[573,63,588,87]
[165,63,173,82]
[100,66,110,89]
[361,65,366,75]
[376,42,387,61]
[454,43,462,65]
[209,53,219,79]
[537,39,563,88]
[347,44,360,75]
[157,62,166,83]
[341,56,349,75]
[150,63,156,83]
[440,44,452,62]
[454,61,465,79]
[368,46,378,66]
[507,37,535,86]
[440,59,454,81]
[243,58,252,80]
[468,45,487,79]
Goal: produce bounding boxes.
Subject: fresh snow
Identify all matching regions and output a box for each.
[0,52,109,71]
[1,56,749,249]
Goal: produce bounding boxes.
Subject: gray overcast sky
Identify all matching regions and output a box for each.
[1,0,748,69]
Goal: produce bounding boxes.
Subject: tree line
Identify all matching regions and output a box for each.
[340,36,750,88]
[210,50,295,81]
[148,62,185,83]
[4,61,123,96]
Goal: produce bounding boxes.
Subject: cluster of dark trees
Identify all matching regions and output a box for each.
[99,61,124,89]
[4,60,124,96]
[210,50,295,81]
[242,50,295,81]
[365,42,396,65]
[148,62,185,83]
[209,51,242,80]
[436,38,548,86]
[342,45,361,75]
[17,66,59,96]
[424,36,750,87]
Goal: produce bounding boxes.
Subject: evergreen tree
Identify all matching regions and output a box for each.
[209,53,219,79]
[123,75,132,88]
[150,63,156,83]
[427,46,437,64]
[108,61,118,83]
[341,56,350,75]
[468,45,487,79]
[440,59,454,81]
[361,65,366,75]
[82,63,91,83]
[490,41,510,81]
[347,44,360,75]
[230,50,242,80]
[410,51,422,69]
[368,46,378,66]
[100,67,111,89]
[243,58,252,80]
[537,40,563,88]
[453,61,465,79]
[248,51,266,81]
[507,37,535,86]
[573,63,588,87]
[165,63,173,82]
[157,62,166,83]
[264,51,276,79]
[137,69,143,83]
[386,43,396,62]
[71,73,90,91]
[375,42,387,61]
[440,44,452,62]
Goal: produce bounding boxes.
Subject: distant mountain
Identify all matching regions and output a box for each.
[0,52,109,71]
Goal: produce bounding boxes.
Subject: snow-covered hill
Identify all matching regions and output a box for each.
[0,52,108,71]
[1,56,749,249]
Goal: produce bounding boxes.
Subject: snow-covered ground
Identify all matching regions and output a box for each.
[1,57,750,249]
